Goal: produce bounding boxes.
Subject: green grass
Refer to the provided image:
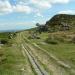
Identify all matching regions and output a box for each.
[0,33,34,75]
[23,31,75,69]
[0,33,9,38]
[38,43,75,64]
[0,45,23,75]
[0,43,25,75]
[1,30,75,75]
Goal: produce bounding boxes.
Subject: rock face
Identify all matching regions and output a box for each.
[45,14,75,31]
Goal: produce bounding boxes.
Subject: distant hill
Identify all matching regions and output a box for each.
[45,14,75,31]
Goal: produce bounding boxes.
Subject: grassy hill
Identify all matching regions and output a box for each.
[45,14,75,31]
[22,14,75,75]
[22,30,75,75]
[0,29,75,75]
[0,32,35,75]
[1,14,75,75]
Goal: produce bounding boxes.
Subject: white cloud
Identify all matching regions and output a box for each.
[38,1,51,8]
[14,4,32,14]
[58,10,75,14]
[0,1,13,15]
[0,0,71,15]
[51,0,70,4]
[35,13,43,17]
[32,20,36,24]
[30,0,52,9]
[30,0,70,9]
[0,0,33,15]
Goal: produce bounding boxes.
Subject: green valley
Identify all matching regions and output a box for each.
[0,14,75,75]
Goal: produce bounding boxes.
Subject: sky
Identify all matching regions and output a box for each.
[0,0,75,31]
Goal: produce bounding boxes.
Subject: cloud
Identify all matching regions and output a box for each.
[0,0,71,15]
[51,0,70,4]
[30,0,52,9]
[14,4,32,14]
[35,13,43,17]
[0,0,13,15]
[58,10,75,14]
[30,0,70,9]
[0,0,33,15]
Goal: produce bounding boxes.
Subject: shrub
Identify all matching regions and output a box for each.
[28,36,32,39]
[45,37,58,44]
[28,35,40,39]
[1,40,8,44]
[54,36,65,42]
[0,39,8,44]
[71,36,75,43]
[0,51,3,56]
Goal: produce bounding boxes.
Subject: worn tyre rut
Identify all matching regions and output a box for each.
[22,44,49,75]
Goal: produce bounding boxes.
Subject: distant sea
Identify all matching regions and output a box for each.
[0,26,35,33]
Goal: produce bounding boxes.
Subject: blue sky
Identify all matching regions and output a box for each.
[0,0,75,31]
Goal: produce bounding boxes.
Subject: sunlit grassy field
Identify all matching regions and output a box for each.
[0,30,75,75]
[23,31,75,69]
[0,33,34,75]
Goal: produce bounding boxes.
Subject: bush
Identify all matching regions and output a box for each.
[1,40,8,44]
[28,35,40,39]
[0,39,8,44]
[28,36,32,39]
[54,36,65,42]
[45,37,58,44]
[71,36,75,43]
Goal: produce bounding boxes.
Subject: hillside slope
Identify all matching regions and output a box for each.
[46,14,75,31]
